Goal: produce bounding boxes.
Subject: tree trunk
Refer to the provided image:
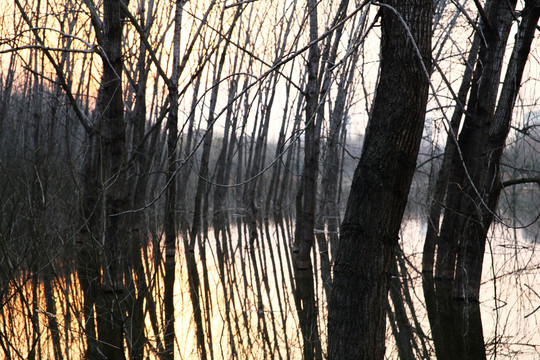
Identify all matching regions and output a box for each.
[422,31,480,360]
[83,0,129,358]
[428,0,540,358]
[295,0,321,270]
[421,32,480,275]
[327,0,432,358]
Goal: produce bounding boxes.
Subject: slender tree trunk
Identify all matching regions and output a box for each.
[163,1,186,358]
[0,54,15,133]
[191,6,242,248]
[245,73,276,246]
[213,77,238,231]
[177,76,201,229]
[265,81,291,215]
[421,33,480,275]
[291,19,324,347]
[422,31,479,360]
[295,0,321,269]
[314,0,361,299]
[43,273,62,360]
[328,1,432,358]
[124,3,157,358]
[387,253,425,360]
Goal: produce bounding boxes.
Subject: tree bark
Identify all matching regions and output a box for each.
[427,0,540,358]
[422,33,480,276]
[295,0,321,269]
[327,0,432,358]
[435,0,518,289]
[163,1,183,358]
[82,0,129,358]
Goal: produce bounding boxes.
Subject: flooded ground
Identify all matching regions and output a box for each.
[399,219,540,358]
[0,217,539,359]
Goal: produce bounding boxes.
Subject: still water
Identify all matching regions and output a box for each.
[0,218,539,359]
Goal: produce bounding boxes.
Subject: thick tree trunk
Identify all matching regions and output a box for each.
[428,1,539,358]
[454,0,540,301]
[327,0,432,358]
[80,0,129,358]
[435,0,517,289]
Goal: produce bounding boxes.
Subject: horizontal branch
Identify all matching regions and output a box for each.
[224,0,258,10]
[502,177,540,188]
[0,45,95,55]
[25,27,95,48]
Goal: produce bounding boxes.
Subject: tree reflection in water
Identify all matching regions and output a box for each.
[0,219,539,359]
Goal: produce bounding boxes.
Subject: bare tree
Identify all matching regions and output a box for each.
[328,0,433,358]
[424,0,540,358]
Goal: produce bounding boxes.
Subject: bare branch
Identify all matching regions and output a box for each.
[0,45,95,55]
[224,0,258,10]
[14,0,95,135]
[501,177,540,188]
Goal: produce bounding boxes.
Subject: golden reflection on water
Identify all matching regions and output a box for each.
[169,224,311,359]
[0,220,321,359]
[0,271,86,359]
[1,219,539,359]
